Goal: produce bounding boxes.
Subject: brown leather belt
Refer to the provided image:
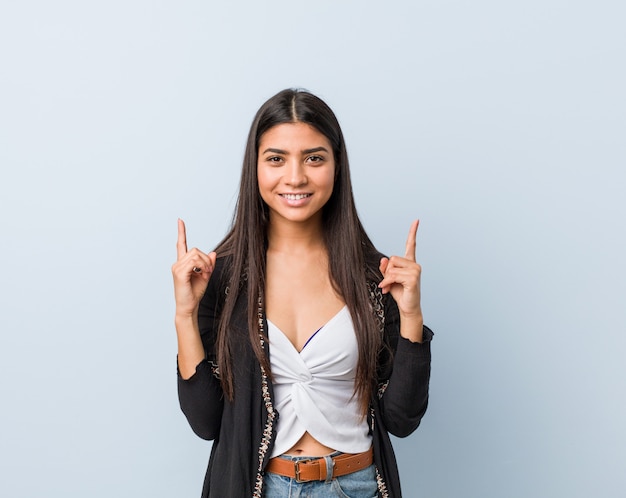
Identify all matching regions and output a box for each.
[265,447,373,482]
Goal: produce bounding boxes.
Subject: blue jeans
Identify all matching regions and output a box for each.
[263,454,378,498]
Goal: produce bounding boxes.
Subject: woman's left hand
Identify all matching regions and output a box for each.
[378,220,423,339]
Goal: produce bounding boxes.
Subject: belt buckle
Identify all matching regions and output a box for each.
[294,459,313,483]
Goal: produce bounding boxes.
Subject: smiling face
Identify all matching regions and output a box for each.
[257,122,336,228]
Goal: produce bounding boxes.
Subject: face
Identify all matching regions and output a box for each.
[257,122,336,227]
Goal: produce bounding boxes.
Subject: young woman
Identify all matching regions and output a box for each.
[172,89,433,498]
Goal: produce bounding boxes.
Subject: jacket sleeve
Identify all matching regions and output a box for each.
[177,259,227,441]
[377,294,433,438]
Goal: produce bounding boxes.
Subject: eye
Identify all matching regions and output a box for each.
[266,156,283,164]
[306,154,325,164]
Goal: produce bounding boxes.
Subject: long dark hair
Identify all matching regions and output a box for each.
[214,88,383,414]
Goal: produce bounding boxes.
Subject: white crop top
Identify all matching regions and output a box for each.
[267,306,372,457]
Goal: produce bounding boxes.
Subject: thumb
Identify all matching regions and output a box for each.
[379,257,389,276]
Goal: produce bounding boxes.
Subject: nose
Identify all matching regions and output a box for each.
[285,160,307,187]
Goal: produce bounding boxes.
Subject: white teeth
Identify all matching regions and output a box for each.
[282,194,310,200]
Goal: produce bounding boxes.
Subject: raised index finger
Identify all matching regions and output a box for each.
[404,219,419,261]
[176,218,188,260]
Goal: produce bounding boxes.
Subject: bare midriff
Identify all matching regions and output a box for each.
[285,431,336,457]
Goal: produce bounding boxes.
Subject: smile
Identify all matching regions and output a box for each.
[280,193,311,200]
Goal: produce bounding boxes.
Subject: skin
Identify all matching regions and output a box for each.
[172,121,424,458]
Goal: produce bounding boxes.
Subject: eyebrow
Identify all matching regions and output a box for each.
[302,146,329,154]
[261,146,330,155]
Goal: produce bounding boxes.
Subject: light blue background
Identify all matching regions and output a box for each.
[1,1,625,497]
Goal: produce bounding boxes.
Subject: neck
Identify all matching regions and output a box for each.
[266,216,325,254]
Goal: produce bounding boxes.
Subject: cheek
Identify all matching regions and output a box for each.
[256,167,271,190]
[322,168,336,194]
[256,167,279,203]
[324,177,335,194]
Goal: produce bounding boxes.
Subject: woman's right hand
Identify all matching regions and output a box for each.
[171,219,217,318]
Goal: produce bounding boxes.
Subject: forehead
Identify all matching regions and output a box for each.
[258,122,331,150]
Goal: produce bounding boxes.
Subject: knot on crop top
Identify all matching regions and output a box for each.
[267,306,372,457]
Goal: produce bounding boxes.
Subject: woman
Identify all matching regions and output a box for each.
[172,89,433,497]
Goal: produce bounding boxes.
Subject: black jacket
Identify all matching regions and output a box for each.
[178,256,433,497]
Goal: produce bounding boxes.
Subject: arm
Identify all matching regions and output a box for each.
[377,295,433,437]
[177,269,227,440]
[173,219,224,440]
[376,220,433,436]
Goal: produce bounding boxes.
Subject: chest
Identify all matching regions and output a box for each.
[264,254,345,352]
